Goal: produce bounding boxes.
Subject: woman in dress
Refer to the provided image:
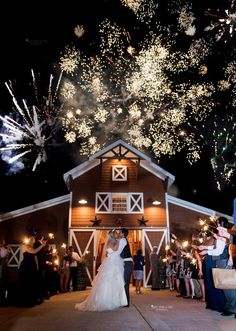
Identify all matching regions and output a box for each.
[17,235,47,307]
[75,230,127,311]
[133,249,145,294]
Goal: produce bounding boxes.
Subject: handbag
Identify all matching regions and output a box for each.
[212,268,236,290]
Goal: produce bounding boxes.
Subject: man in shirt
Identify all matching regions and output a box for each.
[68,246,81,291]
[117,228,133,307]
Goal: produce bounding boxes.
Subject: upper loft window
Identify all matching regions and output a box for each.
[112,194,127,212]
[112,166,127,181]
[96,192,143,214]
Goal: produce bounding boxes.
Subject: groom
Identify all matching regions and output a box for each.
[117,228,133,307]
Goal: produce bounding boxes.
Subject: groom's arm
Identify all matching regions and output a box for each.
[116,238,126,255]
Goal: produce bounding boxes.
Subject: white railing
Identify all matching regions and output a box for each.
[6,244,22,268]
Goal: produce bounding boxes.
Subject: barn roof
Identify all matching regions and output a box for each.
[0,194,70,222]
[63,139,175,188]
[167,195,233,222]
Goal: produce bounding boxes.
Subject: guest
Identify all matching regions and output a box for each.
[60,248,71,293]
[150,246,161,290]
[133,249,145,294]
[34,232,48,302]
[68,246,81,291]
[0,240,10,304]
[198,230,226,312]
[17,235,47,307]
[166,250,176,291]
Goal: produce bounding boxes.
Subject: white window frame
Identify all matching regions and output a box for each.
[96,192,143,214]
[112,166,127,181]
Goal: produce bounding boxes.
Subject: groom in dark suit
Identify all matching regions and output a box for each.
[117,228,133,307]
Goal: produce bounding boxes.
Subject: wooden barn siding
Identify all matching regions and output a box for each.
[0,202,69,245]
[168,203,212,240]
[70,160,168,228]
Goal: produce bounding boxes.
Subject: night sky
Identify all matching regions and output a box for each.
[1,0,236,216]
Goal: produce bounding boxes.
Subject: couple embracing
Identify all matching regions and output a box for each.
[75,228,132,311]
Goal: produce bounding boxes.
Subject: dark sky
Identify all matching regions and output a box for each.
[0,0,236,216]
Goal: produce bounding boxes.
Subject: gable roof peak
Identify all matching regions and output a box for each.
[89,139,151,162]
[63,139,175,188]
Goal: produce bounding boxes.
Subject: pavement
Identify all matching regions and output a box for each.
[0,288,235,331]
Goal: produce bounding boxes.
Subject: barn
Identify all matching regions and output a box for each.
[0,139,231,289]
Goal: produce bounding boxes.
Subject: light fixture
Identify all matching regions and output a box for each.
[152,200,161,205]
[78,199,88,204]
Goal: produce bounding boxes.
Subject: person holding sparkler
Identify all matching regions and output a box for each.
[34,232,48,303]
[198,217,232,313]
[16,234,47,307]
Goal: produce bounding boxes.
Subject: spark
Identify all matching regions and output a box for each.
[177,2,196,36]
[120,0,157,24]
[74,25,85,38]
[210,115,236,191]
[59,46,80,75]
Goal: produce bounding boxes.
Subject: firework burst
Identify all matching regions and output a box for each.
[59,18,216,163]
[0,70,63,172]
[210,115,236,191]
[2,0,235,187]
[204,1,236,42]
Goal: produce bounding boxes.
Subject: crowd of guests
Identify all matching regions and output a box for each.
[0,240,10,304]
[1,216,236,316]
[164,216,236,318]
[0,233,81,307]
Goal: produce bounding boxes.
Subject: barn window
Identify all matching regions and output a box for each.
[96,192,143,214]
[112,194,127,212]
[112,166,127,181]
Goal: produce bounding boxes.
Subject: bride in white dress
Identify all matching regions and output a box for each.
[75,230,128,311]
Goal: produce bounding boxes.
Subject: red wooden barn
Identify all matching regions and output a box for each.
[0,139,231,287]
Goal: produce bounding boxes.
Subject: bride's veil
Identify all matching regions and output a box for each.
[101,230,114,262]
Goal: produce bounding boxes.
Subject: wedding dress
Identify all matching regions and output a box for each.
[75,247,127,311]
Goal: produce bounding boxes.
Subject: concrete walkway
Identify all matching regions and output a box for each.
[0,288,235,331]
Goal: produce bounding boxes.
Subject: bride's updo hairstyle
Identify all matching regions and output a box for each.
[108,230,117,243]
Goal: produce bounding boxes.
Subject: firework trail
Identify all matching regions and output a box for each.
[0,70,63,172]
[204,0,236,43]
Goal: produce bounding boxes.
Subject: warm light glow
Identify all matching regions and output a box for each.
[23,237,29,244]
[78,199,88,204]
[165,245,170,251]
[54,259,59,265]
[199,219,205,226]
[152,200,161,205]
[48,233,54,239]
[61,243,66,249]
[182,240,189,248]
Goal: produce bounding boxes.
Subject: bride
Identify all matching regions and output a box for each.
[75,230,128,311]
